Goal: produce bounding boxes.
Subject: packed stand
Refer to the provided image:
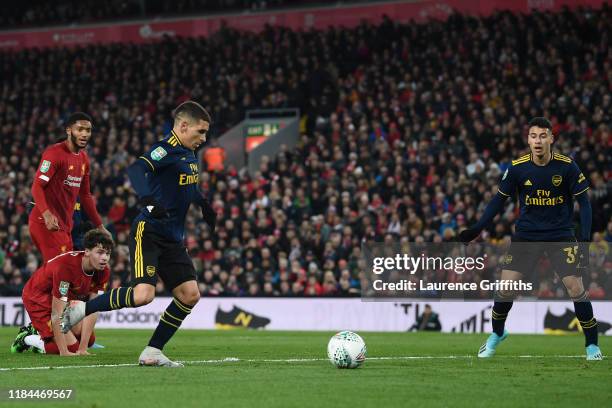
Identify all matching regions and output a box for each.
[0,0,352,29]
[0,7,610,298]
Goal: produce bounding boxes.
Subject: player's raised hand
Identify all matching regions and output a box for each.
[42,210,60,231]
[140,196,170,219]
[458,228,480,244]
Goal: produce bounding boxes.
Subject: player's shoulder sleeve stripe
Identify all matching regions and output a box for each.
[47,250,83,264]
[553,153,572,163]
[511,154,530,166]
[169,130,184,147]
[573,186,589,196]
[157,138,176,150]
[139,156,155,171]
[497,189,510,197]
[168,135,179,147]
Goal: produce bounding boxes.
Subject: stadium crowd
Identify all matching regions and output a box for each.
[1,0,343,29]
[0,6,610,298]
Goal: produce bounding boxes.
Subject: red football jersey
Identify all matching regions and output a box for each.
[22,251,110,311]
[30,141,102,232]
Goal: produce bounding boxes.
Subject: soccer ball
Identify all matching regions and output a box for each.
[327,331,367,368]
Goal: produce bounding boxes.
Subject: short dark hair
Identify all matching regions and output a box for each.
[65,112,93,128]
[528,117,552,130]
[83,229,114,253]
[172,101,212,125]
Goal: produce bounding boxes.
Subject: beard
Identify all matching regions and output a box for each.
[69,131,85,149]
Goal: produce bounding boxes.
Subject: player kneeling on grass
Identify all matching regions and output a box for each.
[12,230,113,355]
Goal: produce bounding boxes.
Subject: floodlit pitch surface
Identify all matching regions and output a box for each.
[0,329,609,407]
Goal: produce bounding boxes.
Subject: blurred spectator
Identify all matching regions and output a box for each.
[0,0,356,29]
[0,7,610,298]
[203,139,227,172]
[409,304,442,331]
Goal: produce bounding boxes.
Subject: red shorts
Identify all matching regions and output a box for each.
[22,293,54,340]
[28,214,72,262]
[23,289,95,343]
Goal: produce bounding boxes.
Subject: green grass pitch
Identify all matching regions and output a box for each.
[0,328,610,408]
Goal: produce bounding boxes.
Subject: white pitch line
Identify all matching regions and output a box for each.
[0,355,594,371]
[0,363,138,371]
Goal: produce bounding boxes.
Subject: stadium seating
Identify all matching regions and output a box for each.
[0,7,610,297]
[1,0,318,29]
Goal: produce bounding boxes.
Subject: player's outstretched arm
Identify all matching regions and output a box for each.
[51,296,76,356]
[575,190,592,242]
[575,191,592,269]
[77,315,98,355]
[460,163,516,244]
[75,292,101,355]
[194,191,217,232]
[459,193,508,243]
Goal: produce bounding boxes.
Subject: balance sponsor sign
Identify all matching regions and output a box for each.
[1,297,611,334]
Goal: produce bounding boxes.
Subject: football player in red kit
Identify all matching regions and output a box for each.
[29,112,110,261]
[11,230,113,356]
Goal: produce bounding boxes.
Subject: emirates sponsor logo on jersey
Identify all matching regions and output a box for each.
[525,189,564,206]
[64,175,82,188]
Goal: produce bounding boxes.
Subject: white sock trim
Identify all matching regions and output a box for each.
[24,335,45,353]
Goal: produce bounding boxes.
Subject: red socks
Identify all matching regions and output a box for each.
[43,333,96,354]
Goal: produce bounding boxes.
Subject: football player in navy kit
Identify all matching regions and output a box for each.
[460,117,602,360]
[62,101,217,367]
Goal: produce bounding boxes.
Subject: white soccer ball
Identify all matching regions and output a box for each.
[327,331,367,369]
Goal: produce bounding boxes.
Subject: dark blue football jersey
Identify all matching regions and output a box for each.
[135,131,201,242]
[497,152,589,240]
